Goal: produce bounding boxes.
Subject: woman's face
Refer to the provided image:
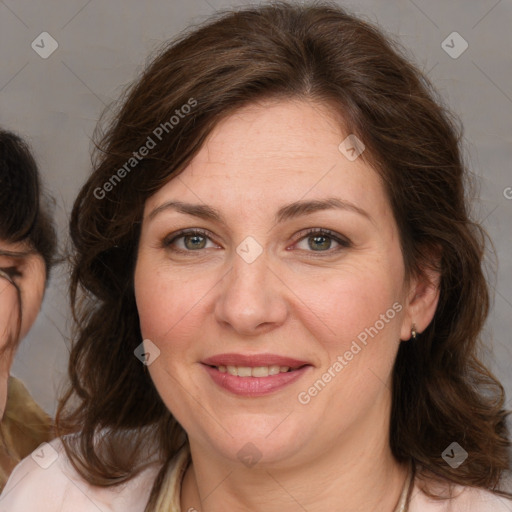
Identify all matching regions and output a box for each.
[0,239,46,416]
[134,99,438,466]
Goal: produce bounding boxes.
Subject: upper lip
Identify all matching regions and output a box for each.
[202,353,311,369]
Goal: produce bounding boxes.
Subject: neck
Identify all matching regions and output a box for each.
[180,401,410,511]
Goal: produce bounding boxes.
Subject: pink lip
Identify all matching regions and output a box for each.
[202,353,310,368]
[202,364,312,397]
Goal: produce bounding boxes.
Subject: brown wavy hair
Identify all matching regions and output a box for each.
[57,1,511,509]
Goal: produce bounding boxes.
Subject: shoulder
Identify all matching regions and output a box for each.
[410,479,512,511]
[0,436,163,512]
[1,376,52,451]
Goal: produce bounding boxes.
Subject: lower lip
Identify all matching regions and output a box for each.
[202,364,311,397]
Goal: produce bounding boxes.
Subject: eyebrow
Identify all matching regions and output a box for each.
[148,197,372,224]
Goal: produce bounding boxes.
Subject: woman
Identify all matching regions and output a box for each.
[1,2,511,511]
[0,129,57,490]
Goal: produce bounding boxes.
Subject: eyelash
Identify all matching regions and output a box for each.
[0,266,22,281]
[162,228,351,256]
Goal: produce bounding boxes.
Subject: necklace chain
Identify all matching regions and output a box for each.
[394,462,414,512]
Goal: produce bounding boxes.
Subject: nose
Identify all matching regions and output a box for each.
[214,246,289,336]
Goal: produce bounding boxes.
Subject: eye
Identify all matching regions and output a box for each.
[0,266,21,283]
[161,227,351,255]
[163,229,219,252]
[293,228,351,253]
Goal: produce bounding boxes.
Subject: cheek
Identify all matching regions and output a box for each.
[0,371,9,419]
[0,282,19,346]
[318,266,404,393]
[134,261,211,421]
[0,283,18,417]
[302,259,403,347]
[19,267,46,341]
[295,273,403,429]
[134,257,208,343]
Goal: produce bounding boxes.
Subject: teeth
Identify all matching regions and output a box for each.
[217,365,291,377]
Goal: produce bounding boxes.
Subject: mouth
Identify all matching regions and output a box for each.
[200,354,313,396]
[201,353,312,377]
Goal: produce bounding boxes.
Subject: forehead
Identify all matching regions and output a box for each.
[144,99,391,223]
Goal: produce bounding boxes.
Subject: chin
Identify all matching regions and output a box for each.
[191,417,312,467]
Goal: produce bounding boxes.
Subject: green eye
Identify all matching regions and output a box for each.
[307,234,333,251]
[163,229,215,252]
[182,233,208,250]
[162,227,351,256]
[294,229,351,253]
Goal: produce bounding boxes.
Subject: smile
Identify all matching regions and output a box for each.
[213,364,302,377]
[201,363,312,396]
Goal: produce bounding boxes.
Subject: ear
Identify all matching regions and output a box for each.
[399,250,442,341]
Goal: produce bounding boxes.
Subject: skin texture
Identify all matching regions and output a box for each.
[0,240,46,418]
[134,99,440,511]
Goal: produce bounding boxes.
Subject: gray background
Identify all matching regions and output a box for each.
[0,0,511,418]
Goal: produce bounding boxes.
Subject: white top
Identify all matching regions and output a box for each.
[0,437,511,511]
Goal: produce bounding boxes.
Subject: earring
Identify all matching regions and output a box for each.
[410,323,417,341]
